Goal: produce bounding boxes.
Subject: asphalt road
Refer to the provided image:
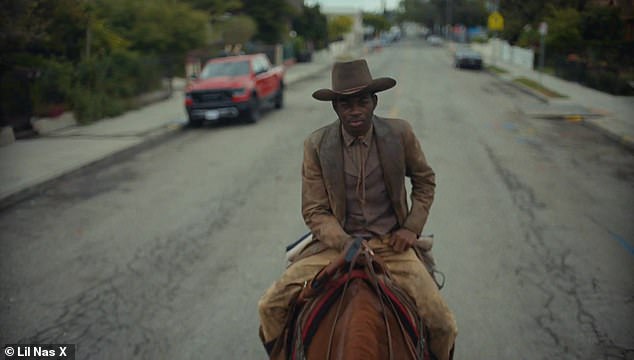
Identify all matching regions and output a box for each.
[1,40,633,359]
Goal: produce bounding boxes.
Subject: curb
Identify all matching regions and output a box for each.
[487,69,634,152]
[0,59,344,210]
[582,118,634,153]
[285,63,331,86]
[485,69,550,103]
[0,123,183,211]
[506,77,552,103]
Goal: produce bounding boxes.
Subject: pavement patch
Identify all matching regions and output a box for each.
[520,103,605,120]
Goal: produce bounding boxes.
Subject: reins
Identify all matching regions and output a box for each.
[364,250,420,360]
[363,251,395,360]
[324,247,363,360]
[325,241,404,360]
[294,238,424,360]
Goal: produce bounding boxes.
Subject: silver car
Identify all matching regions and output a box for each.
[427,35,444,46]
[454,46,483,69]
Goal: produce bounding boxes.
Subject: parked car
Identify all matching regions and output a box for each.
[427,35,444,46]
[454,46,483,70]
[184,54,284,126]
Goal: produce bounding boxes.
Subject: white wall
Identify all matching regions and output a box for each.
[472,39,535,71]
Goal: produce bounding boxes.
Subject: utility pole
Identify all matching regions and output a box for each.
[539,22,548,85]
[85,26,91,60]
[446,0,452,40]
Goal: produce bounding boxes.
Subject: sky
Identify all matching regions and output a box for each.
[304,0,401,13]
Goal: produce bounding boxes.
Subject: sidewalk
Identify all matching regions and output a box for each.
[0,54,334,210]
[2,43,631,209]
[470,43,634,151]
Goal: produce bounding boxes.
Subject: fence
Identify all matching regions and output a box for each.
[472,39,535,71]
[551,55,633,95]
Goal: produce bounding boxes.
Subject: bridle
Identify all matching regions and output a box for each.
[298,238,421,360]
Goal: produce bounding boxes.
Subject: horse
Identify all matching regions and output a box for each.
[278,238,433,360]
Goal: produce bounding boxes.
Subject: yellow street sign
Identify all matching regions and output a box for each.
[488,11,504,31]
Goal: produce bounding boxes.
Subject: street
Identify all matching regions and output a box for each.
[1,40,633,359]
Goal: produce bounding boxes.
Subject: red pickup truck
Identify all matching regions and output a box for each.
[184,54,284,126]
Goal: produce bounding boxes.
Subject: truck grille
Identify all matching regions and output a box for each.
[191,90,232,103]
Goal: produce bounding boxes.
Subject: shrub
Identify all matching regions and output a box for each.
[70,49,165,123]
[30,59,74,117]
[10,49,168,124]
[470,35,488,44]
[71,88,127,124]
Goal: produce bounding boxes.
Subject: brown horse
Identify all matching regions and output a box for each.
[280,240,432,360]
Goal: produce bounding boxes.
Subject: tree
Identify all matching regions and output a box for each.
[544,7,583,54]
[498,0,592,43]
[398,0,441,28]
[580,5,623,42]
[398,0,486,31]
[0,0,91,126]
[452,0,487,27]
[292,4,328,49]
[241,0,297,43]
[0,1,50,55]
[328,16,354,42]
[218,15,257,45]
[517,24,540,49]
[0,0,90,64]
[95,0,210,55]
[363,13,391,36]
[184,0,243,16]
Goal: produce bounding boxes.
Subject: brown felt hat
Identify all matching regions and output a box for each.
[312,59,396,101]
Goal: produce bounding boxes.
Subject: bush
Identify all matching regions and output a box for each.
[70,50,165,123]
[30,59,74,117]
[470,35,488,44]
[292,36,306,57]
[517,26,539,49]
[7,49,169,124]
[586,69,633,95]
[71,88,127,124]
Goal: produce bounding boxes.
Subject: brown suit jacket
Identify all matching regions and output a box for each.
[301,115,435,252]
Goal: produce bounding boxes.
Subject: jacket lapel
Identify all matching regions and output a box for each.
[319,121,346,222]
[373,116,406,223]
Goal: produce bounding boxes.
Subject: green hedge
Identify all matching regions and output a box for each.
[30,59,74,117]
[29,50,168,124]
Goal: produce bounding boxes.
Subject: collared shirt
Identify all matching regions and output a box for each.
[341,122,398,239]
[341,124,373,205]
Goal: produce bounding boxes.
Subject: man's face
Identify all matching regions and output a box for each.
[333,93,377,137]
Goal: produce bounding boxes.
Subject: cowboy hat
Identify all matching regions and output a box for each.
[312,59,396,101]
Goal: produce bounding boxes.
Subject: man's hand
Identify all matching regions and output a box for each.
[342,237,370,266]
[389,228,417,253]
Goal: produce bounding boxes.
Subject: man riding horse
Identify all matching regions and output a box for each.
[258,59,457,360]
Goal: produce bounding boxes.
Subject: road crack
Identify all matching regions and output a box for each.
[485,144,633,359]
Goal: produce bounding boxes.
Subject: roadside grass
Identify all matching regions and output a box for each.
[513,77,568,98]
[539,66,556,76]
[486,65,508,74]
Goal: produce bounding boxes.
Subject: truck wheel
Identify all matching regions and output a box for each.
[245,96,260,124]
[274,84,284,109]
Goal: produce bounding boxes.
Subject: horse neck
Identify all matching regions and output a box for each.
[332,279,388,360]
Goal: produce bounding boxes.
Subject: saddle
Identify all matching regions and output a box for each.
[287,233,445,289]
[274,238,432,360]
